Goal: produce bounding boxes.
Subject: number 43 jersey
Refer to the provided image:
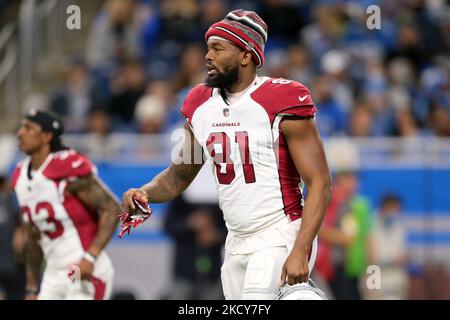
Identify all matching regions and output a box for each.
[182,77,317,237]
[12,149,98,268]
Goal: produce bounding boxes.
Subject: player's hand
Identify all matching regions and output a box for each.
[280,251,309,287]
[78,257,94,280]
[25,292,38,300]
[118,194,152,238]
[122,188,148,213]
[25,287,39,300]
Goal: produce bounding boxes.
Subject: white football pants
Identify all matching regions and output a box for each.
[38,252,114,300]
[221,220,317,300]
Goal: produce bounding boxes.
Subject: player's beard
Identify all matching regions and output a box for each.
[205,64,239,90]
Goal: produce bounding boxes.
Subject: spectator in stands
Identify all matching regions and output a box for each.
[0,175,25,300]
[363,58,388,103]
[88,109,111,137]
[159,0,200,43]
[138,79,175,134]
[408,262,450,300]
[86,0,140,70]
[301,4,345,66]
[442,16,450,53]
[315,141,374,300]
[50,56,103,133]
[286,44,314,86]
[264,49,289,79]
[315,169,374,300]
[349,103,374,137]
[386,22,427,71]
[138,1,163,65]
[147,79,174,110]
[370,194,408,300]
[429,103,450,137]
[260,0,307,50]
[6,1,450,142]
[367,95,396,137]
[83,109,119,162]
[394,107,422,137]
[171,44,207,92]
[134,95,167,134]
[199,0,228,33]
[162,195,226,300]
[320,50,353,112]
[141,0,202,78]
[313,76,348,137]
[396,1,445,64]
[108,59,146,131]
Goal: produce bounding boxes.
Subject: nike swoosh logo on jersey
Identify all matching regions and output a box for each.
[299,95,308,102]
[71,159,83,169]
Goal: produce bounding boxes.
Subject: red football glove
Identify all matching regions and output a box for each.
[118,196,152,239]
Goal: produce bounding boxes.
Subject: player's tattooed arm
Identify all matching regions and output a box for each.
[67,175,121,257]
[131,123,204,204]
[23,223,43,297]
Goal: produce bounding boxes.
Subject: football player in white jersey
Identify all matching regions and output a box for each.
[122,9,332,299]
[12,110,121,300]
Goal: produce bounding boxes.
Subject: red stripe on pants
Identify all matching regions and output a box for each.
[91,276,106,300]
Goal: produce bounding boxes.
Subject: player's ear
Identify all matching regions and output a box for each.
[240,51,252,67]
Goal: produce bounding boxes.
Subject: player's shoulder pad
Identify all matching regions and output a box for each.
[181,84,213,124]
[10,160,25,189]
[43,149,94,180]
[251,78,316,122]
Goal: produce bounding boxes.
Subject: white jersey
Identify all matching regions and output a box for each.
[181,76,317,237]
[12,149,99,269]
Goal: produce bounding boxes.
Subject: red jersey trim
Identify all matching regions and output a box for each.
[91,276,106,300]
[276,134,303,221]
[42,150,94,181]
[63,192,98,251]
[251,78,316,125]
[181,84,213,125]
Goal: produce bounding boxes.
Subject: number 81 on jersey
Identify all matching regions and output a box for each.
[206,131,256,185]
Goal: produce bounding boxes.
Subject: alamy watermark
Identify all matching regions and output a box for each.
[366,265,381,290]
[366,5,381,30]
[66,5,81,30]
[64,4,381,31]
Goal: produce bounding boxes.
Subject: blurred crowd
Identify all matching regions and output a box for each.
[17,0,450,139]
